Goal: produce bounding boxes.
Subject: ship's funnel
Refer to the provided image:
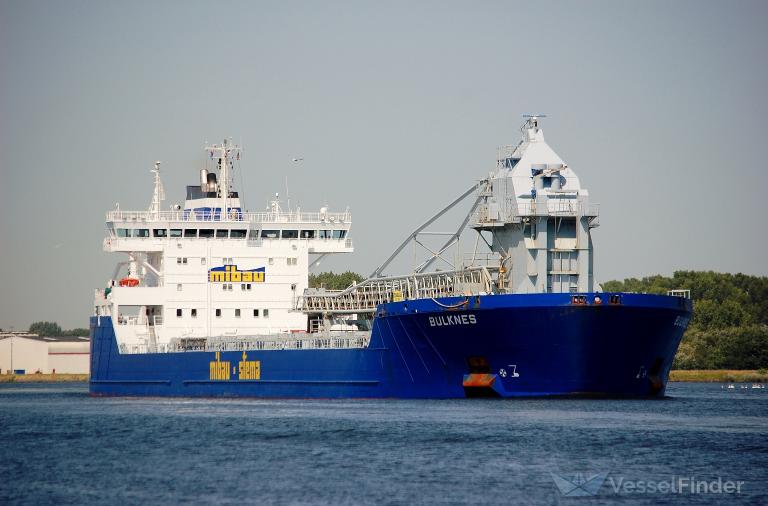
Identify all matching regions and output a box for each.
[207,172,218,191]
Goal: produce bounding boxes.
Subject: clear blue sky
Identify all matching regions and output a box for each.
[1,0,766,329]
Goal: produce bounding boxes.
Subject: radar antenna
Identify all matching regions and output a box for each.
[521,113,547,131]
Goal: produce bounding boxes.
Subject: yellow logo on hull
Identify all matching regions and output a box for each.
[238,352,261,380]
[209,351,261,381]
[209,351,230,380]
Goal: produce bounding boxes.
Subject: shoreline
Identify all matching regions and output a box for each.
[668,370,767,383]
[0,373,89,383]
[2,371,766,384]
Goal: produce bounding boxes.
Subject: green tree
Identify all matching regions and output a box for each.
[692,299,754,330]
[62,328,90,337]
[309,271,365,290]
[28,321,62,336]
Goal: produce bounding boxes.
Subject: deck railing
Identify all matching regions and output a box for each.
[106,209,351,224]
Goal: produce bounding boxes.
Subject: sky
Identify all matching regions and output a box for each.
[1,0,767,330]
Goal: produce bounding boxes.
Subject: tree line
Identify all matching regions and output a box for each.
[25,321,89,337]
[309,271,365,290]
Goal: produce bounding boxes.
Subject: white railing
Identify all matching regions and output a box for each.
[104,236,353,249]
[117,331,372,354]
[113,314,166,326]
[474,200,600,225]
[496,143,523,166]
[514,202,600,217]
[106,209,352,224]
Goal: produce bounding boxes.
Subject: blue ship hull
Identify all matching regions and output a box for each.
[89,293,692,398]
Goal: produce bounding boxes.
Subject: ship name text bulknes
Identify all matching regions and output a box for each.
[428,314,477,327]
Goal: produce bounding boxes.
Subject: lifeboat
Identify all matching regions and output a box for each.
[119,277,140,287]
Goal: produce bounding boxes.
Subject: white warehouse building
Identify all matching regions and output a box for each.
[0,333,90,375]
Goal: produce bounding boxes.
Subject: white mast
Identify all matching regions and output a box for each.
[205,139,241,220]
[148,161,165,218]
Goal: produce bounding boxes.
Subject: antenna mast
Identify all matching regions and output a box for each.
[205,139,241,220]
[148,161,165,218]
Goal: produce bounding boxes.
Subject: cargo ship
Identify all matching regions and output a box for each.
[90,117,692,398]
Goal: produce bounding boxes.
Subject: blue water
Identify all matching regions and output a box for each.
[0,383,766,505]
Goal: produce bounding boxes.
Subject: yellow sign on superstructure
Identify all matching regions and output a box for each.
[208,264,265,283]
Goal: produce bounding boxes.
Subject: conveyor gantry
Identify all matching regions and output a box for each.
[296,266,498,314]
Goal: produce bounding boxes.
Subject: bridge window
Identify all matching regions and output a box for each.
[153,229,167,237]
[319,230,331,239]
[134,229,150,238]
[261,230,279,239]
[216,229,228,238]
[281,230,298,239]
[170,229,182,238]
[332,230,346,239]
[117,229,130,238]
[300,230,315,239]
[184,229,197,238]
[199,229,214,238]
[231,229,246,238]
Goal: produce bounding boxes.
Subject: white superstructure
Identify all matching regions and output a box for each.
[472,115,599,293]
[94,140,353,353]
